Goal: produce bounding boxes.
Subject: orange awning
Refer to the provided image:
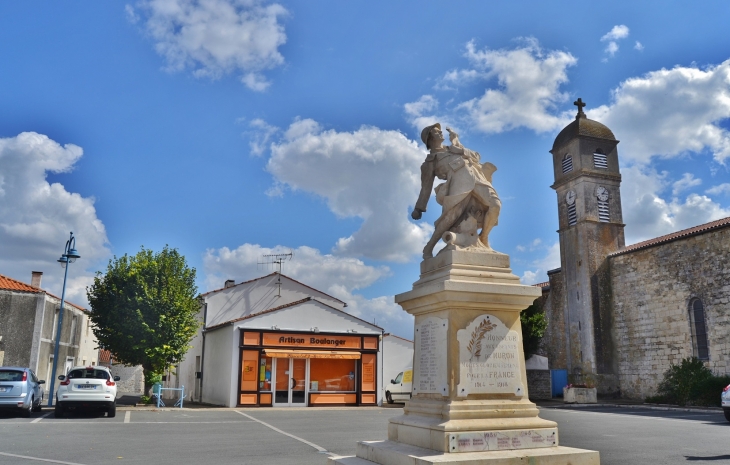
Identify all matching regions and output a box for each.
[262,349,361,359]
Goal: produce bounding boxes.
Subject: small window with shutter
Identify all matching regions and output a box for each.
[562,154,573,173]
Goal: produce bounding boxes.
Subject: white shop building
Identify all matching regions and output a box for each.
[175,273,384,407]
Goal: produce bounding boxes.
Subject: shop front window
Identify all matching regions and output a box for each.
[309,358,356,392]
[260,355,273,392]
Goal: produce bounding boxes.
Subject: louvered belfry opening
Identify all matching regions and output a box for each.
[567,203,577,226]
[593,152,608,169]
[562,154,573,173]
[598,199,610,222]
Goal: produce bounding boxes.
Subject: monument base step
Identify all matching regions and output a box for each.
[328,440,599,465]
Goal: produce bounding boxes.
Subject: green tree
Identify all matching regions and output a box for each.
[87,246,201,394]
[521,303,547,358]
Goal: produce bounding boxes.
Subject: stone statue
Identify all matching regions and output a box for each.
[411,123,501,259]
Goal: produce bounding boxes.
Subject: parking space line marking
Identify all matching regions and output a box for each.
[124,411,131,423]
[234,411,330,454]
[30,412,52,423]
[0,452,87,465]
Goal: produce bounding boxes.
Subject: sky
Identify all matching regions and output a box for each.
[1,1,730,339]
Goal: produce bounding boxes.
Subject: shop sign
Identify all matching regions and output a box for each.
[262,332,361,349]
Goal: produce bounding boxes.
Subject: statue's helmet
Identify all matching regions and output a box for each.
[420,123,441,149]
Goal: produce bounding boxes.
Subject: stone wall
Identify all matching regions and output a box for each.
[539,269,568,370]
[0,291,38,367]
[609,226,730,399]
[526,370,551,400]
[108,364,144,395]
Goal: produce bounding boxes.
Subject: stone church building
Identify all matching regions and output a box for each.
[535,99,729,400]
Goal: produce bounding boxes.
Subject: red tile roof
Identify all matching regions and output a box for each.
[610,216,730,257]
[532,282,550,288]
[0,274,42,293]
[98,349,112,364]
[0,273,86,311]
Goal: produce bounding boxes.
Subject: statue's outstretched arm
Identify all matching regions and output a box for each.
[412,156,435,220]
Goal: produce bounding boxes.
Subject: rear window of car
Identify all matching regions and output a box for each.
[0,370,24,382]
[67,369,110,380]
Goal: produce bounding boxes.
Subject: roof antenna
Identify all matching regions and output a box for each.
[258,251,293,297]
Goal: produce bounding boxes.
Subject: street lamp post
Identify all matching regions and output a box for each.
[47,232,81,406]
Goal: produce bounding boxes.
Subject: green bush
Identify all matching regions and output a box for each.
[692,375,730,407]
[653,357,719,406]
[521,304,547,358]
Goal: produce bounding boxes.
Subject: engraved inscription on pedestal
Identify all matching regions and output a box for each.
[456,314,523,397]
[449,428,557,453]
[413,316,448,395]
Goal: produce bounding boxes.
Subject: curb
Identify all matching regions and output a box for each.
[538,402,722,414]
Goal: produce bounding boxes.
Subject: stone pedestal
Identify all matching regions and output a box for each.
[329,250,599,465]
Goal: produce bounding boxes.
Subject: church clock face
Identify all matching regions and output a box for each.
[565,190,576,205]
[596,187,609,202]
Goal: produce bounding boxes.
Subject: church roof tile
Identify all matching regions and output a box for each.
[610,216,730,257]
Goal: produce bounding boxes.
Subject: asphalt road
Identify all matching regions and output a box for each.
[0,405,727,464]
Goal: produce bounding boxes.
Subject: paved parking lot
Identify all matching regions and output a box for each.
[0,405,728,465]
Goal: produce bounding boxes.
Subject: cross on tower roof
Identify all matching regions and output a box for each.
[574,98,586,119]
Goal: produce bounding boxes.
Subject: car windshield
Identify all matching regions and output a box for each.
[0,370,24,382]
[67,369,110,380]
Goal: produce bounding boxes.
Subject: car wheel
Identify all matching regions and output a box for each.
[107,402,116,418]
[32,396,42,412]
[724,408,730,422]
[386,392,393,404]
[20,398,33,418]
[54,402,64,418]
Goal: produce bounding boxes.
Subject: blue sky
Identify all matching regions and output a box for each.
[2,1,729,339]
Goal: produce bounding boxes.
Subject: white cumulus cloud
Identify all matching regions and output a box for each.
[672,173,702,196]
[407,38,577,135]
[265,119,433,262]
[601,25,630,42]
[0,132,110,306]
[203,243,412,337]
[600,25,630,60]
[519,242,561,285]
[590,60,730,165]
[706,183,730,196]
[621,165,730,244]
[130,0,288,91]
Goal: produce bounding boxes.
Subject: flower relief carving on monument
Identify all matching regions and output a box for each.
[467,317,498,361]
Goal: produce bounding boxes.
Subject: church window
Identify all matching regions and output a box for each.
[567,203,577,226]
[593,151,608,169]
[689,298,709,360]
[562,154,573,173]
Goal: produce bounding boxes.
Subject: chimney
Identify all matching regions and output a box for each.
[31,271,43,288]
[224,279,235,288]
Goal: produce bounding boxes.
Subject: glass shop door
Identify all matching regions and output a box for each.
[273,358,308,406]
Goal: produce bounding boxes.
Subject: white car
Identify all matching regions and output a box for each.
[722,383,730,422]
[385,367,412,404]
[55,366,120,418]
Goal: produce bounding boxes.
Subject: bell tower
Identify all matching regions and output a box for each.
[550,98,625,389]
